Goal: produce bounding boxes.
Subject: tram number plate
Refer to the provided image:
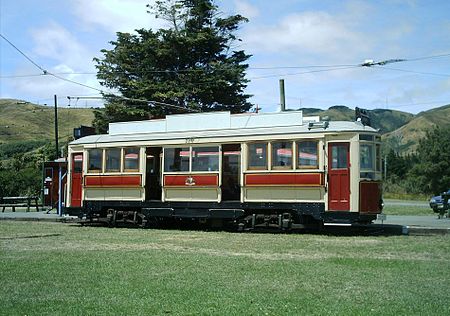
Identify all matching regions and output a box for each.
[377,214,387,221]
[185,137,196,144]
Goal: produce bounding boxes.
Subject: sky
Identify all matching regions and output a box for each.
[1,0,450,114]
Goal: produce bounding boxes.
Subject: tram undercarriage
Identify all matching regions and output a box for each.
[67,200,377,231]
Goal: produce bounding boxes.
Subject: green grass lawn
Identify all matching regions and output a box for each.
[383,204,433,216]
[1,222,449,315]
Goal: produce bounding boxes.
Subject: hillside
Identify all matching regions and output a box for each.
[299,105,413,134]
[0,99,95,145]
[383,104,450,153]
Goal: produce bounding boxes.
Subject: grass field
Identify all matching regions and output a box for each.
[382,204,432,216]
[1,221,450,315]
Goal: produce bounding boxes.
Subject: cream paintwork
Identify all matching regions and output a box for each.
[164,187,219,202]
[244,187,324,202]
[67,112,381,211]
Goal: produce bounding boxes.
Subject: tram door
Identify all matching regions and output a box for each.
[146,147,162,200]
[328,143,350,211]
[221,144,241,201]
[70,153,83,207]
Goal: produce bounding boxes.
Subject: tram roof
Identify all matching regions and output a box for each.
[70,111,378,145]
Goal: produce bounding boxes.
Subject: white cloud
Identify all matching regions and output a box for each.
[71,0,163,34]
[5,22,107,104]
[243,11,368,58]
[30,22,94,69]
[234,0,260,19]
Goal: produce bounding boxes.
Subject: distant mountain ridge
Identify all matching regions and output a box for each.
[299,104,450,154]
[299,105,414,134]
[1,98,449,156]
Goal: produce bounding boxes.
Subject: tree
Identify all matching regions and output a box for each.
[94,0,252,132]
[409,125,450,194]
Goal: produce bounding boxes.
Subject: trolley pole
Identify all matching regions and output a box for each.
[54,94,59,158]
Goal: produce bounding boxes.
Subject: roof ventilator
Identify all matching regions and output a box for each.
[308,121,329,130]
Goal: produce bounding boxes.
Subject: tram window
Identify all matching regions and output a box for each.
[192,146,219,172]
[359,134,374,141]
[360,144,374,170]
[164,147,190,172]
[73,155,83,173]
[331,145,348,169]
[297,140,319,168]
[105,148,121,172]
[272,141,292,169]
[248,143,267,170]
[88,149,103,173]
[124,148,140,172]
[375,144,381,172]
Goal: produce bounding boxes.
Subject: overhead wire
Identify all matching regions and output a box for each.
[0,32,195,113]
[372,65,450,77]
[3,30,450,112]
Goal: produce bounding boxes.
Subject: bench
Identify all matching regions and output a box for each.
[0,196,40,212]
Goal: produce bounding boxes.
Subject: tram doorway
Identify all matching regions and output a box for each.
[221,144,241,201]
[146,147,162,201]
[70,153,83,207]
[328,142,350,211]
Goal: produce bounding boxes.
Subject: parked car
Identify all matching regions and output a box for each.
[430,189,450,218]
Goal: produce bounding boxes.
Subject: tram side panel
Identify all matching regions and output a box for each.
[66,133,382,225]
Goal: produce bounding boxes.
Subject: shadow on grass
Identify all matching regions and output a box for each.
[317,224,405,237]
[0,233,62,240]
[69,220,405,237]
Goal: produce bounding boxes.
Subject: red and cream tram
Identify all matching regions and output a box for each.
[65,110,383,230]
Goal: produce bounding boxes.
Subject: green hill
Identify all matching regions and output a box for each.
[299,105,414,134]
[383,104,450,154]
[0,99,95,145]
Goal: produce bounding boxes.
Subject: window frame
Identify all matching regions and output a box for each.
[123,147,140,173]
[247,142,269,170]
[191,146,220,172]
[163,147,191,173]
[87,148,103,173]
[105,148,122,173]
[271,141,293,170]
[163,145,221,173]
[359,143,375,171]
[296,140,319,170]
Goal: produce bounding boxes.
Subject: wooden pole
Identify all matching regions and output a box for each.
[54,95,59,158]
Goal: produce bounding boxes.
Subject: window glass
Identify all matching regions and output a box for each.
[298,141,319,168]
[88,149,102,172]
[73,154,83,173]
[272,141,292,169]
[164,147,190,172]
[360,144,374,170]
[192,146,219,172]
[105,148,121,172]
[359,134,374,141]
[248,143,267,169]
[331,145,348,169]
[375,144,381,172]
[124,148,140,172]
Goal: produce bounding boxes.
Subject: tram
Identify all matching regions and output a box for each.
[65,109,383,230]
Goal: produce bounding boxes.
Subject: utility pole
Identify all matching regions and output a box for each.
[279,79,286,111]
[54,95,59,158]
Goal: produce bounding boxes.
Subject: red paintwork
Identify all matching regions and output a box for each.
[359,182,382,213]
[164,174,218,187]
[328,143,350,211]
[245,173,323,186]
[84,175,141,187]
[70,153,83,207]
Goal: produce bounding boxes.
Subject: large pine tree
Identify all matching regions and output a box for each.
[93,0,252,132]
